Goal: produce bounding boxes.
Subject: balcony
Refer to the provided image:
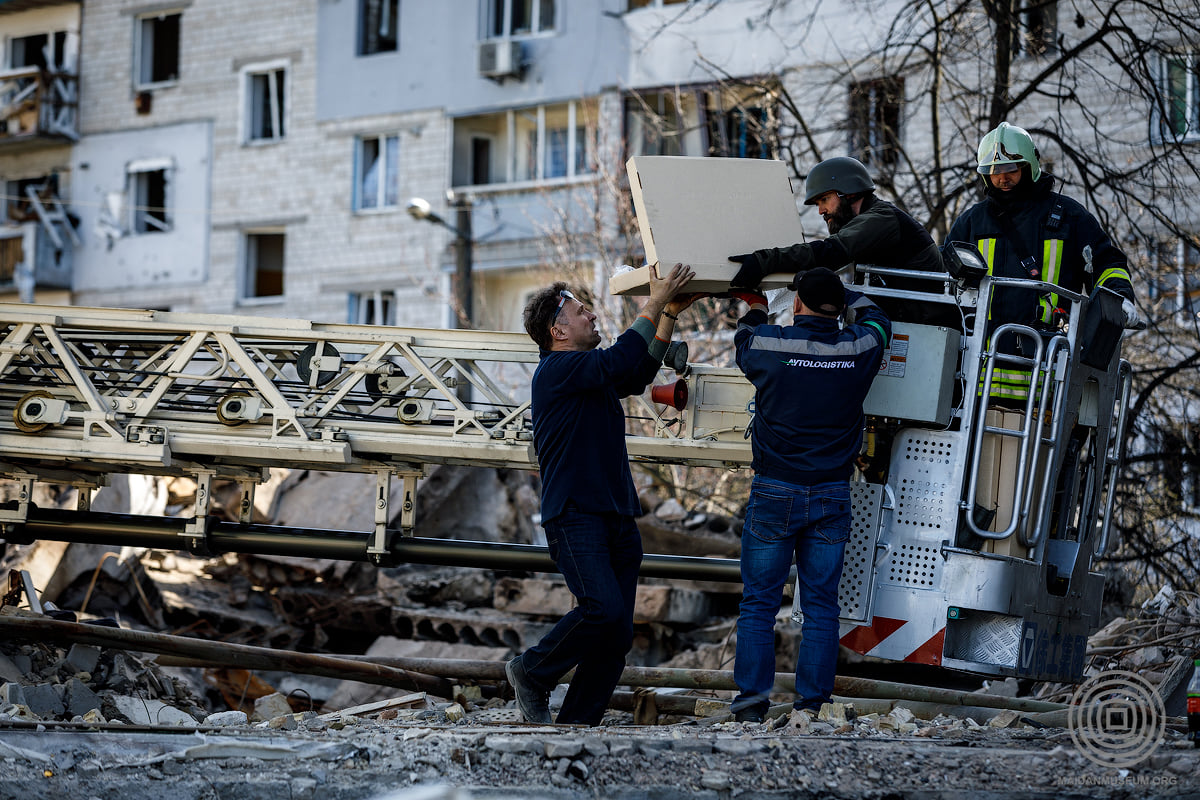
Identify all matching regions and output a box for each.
[0,221,73,299]
[0,67,78,150]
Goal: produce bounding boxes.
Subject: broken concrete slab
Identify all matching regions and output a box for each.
[494,577,713,625]
[63,677,101,717]
[67,643,101,674]
[203,710,248,727]
[324,638,507,711]
[0,682,25,706]
[252,692,294,722]
[108,695,198,727]
[23,683,64,718]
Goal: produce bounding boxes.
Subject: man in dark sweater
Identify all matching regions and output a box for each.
[507,262,697,725]
[729,268,890,722]
[728,156,948,324]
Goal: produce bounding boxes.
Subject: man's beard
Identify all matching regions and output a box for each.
[824,201,855,234]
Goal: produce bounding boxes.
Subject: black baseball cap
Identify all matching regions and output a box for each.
[792,267,846,315]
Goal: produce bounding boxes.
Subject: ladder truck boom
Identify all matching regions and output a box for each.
[0,251,1133,682]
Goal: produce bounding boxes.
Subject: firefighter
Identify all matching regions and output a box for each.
[508,262,697,726]
[728,268,890,722]
[727,155,948,324]
[947,121,1140,404]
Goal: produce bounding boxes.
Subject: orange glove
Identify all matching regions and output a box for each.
[730,290,768,307]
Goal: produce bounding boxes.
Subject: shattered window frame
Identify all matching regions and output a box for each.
[349,289,397,325]
[127,160,173,235]
[481,0,556,39]
[134,10,182,89]
[624,83,776,161]
[848,76,903,168]
[241,60,288,145]
[1156,52,1200,143]
[359,0,400,56]
[240,229,286,303]
[451,99,597,188]
[355,133,401,211]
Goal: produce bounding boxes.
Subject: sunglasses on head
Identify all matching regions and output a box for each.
[552,290,577,324]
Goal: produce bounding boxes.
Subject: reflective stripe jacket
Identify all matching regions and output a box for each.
[734,290,890,486]
[947,174,1134,329]
[947,175,1134,401]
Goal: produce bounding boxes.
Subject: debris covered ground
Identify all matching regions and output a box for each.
[1,470,1198,799]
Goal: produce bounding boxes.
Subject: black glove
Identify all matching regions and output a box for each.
[728,252,766,290]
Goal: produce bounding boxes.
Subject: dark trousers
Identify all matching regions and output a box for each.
[519,507,642,725]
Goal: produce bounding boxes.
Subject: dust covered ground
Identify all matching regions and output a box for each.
[1,709,1196,800]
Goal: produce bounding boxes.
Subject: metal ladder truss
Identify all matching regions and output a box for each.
[0,304,754,541]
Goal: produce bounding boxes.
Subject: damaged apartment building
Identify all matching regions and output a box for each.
[3,1,1198,324]
[1,0,826,330]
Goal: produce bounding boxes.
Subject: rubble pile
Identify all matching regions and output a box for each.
[0,467,749,723]
[1030,585,1200,707]
[0,629,208,726]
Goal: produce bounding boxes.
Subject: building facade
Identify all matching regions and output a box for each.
[3,0,1197,326]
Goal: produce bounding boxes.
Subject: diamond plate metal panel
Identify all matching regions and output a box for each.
[837,481,883,622]
[945,610,1021,668]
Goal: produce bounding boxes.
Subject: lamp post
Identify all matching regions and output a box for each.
[406,193,473,329]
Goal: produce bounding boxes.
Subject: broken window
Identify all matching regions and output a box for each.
[484,0,555,38]
[9,31,69,70]
[470,136,493,185]
[359,0,399,55]
[135,12,181,87]
[1015,1,1057,57]
[3,178,44,223]
[243,231,285,300]
[706,102,769,159]
[349,290,396,325]
[625,85,775,160]
[1157,52,1199,142]
[128,161,172,234]
[848,77,903,167]
[627,91,691,157]
[0,232,23,285]
[543,104,592,179]
[244,64,287,143]
[627,0,689,8]
[356,134,400,210]
[452,99,596,186]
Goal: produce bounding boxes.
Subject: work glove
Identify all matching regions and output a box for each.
[730,290,768,307]
[1121,299,1146,330]
[728,252,767,290]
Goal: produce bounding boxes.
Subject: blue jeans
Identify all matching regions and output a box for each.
[518,507,642,725]
[731,476,850,716]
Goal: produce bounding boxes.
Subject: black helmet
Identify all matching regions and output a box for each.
[803,156,875,205]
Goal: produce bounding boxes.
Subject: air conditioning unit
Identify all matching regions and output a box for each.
[478,39,522,79]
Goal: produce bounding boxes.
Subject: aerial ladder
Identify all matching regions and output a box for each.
[0,246,1132,683]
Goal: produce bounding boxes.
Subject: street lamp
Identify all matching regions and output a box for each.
[407,194,473,330]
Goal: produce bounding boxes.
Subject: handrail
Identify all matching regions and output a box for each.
[1094,359,1133,558]
[963,323,1046,540]
[1020,334,1070,549]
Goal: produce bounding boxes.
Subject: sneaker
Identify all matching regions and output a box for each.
[734,708,765,724]
[505,656,552,724]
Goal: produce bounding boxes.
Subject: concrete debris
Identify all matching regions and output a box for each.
[252,691,295,722]
[203,709,247,726]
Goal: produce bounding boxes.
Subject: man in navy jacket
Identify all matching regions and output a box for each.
[730,267,890,722]
[507,262,696,725]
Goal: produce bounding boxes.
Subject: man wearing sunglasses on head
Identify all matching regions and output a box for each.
[508,262,698,725]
